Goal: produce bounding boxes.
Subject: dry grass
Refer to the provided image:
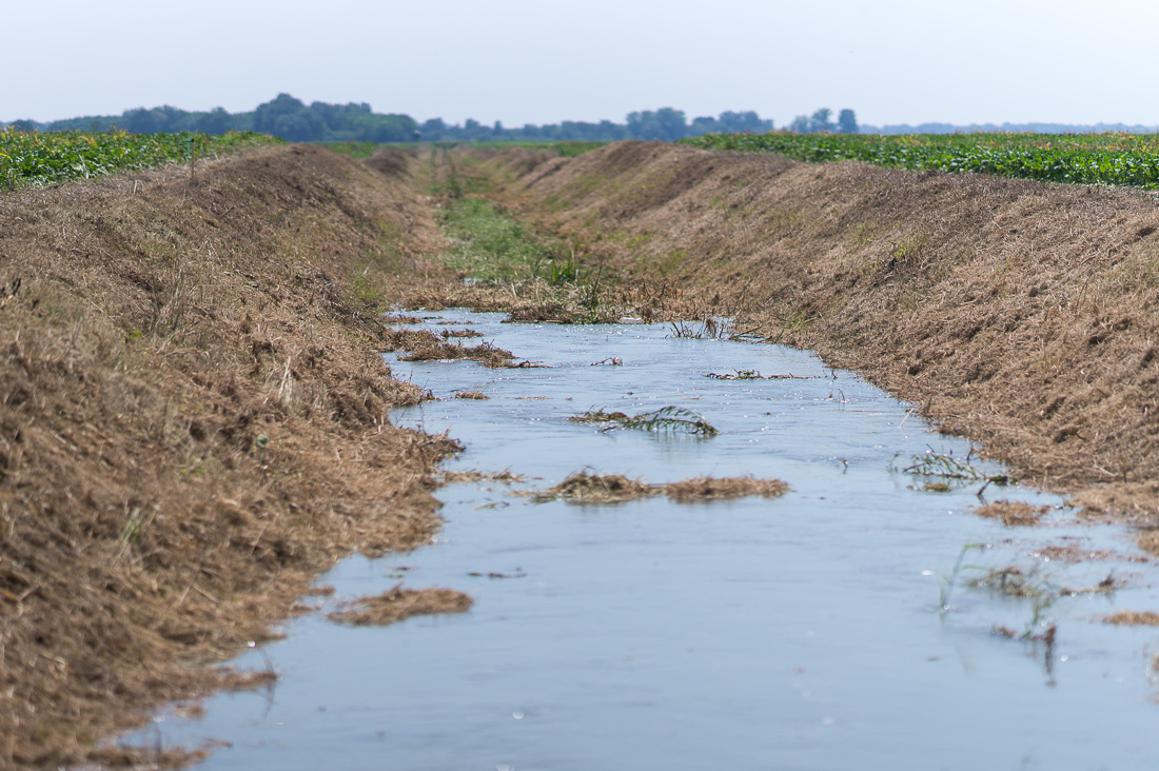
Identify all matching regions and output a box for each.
[439,469,524,484]
[0,145,453,766]
[327,586,472,626]
[974,501,1051,527]
[531,472,657,504]
[530,472,789,505]
[454,390,489,400]
[1103,611,1159,626]
[471,141,1159,522]
[663,476,789,502]
[441,327,483,338]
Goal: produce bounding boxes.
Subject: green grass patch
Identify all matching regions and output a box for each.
[0,129,279,190]
[683,132,1159,188]
[440,197,581,286]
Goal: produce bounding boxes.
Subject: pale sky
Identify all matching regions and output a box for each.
[7,0,1159,127]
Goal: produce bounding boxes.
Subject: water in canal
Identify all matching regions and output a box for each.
[132,310,1159,770]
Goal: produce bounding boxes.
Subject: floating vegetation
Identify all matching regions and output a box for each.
[327,586,472,626]
[669,318,762,341]
[591,357,623,366]
[531,472,657,504]
[441,328,484,338]
[439,469,524,484]
[467,570,527,579]
[569,406,719,437]
[529,471,788,505]
[903,449,1010,486]
[1103,611,1159,626]
[706,370,812,381]
[453,390,489,400]
[663,476,789,502]
[974,500,1050,527]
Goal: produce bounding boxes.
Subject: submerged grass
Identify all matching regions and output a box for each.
[569,406,719,437]
[706,369,812,381]
[903,449,1011,486]
[974,500,1051,527]
[530,471,788,505]
[327,586,473,626]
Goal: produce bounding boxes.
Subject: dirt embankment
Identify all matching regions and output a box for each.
[0,146,452,766]
[478,142,1159,520]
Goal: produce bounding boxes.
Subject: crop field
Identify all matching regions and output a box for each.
[0,129,277,189]
[683,132,1159,188]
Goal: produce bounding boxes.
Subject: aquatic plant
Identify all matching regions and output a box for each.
[904,449,1010,485]
[569,406,719,437]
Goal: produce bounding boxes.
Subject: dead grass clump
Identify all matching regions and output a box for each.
[974,500,1051,527]
[663,476,789,502]
[531,471,657,504]
[706,370,811,381]
[529,472,789,505]
[1136,530,1159,557]
[327,586,473,626]
[454,390,489,400]
[1103,611,1159,626]
[440,469,524,484]
[441,328,483,338]
[394,329,514,368]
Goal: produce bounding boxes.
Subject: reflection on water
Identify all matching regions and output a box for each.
[130,310,1159,770]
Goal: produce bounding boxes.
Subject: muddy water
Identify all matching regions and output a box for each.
[138,311,1159,770]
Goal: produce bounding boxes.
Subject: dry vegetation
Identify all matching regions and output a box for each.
[467,142,1159,524]
[530,471,789,505]
[327,586,472,626]
[974,501,1052,527]
[0,145,458,766]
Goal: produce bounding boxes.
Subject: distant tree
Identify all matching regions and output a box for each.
[627,108,687,141]
[837,108,859,134]
[420,118,447,140]
[788,115,811,133]
[9,119,38,132]
[193,107,233,135]
[809,108,834,133]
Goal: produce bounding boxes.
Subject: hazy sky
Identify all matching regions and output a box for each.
[7,0,1159,126]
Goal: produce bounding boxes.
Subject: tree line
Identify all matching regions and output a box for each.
[5,93,860,141]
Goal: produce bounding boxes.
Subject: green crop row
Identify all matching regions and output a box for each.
[0,130,280,190]
[681,132,1159,188]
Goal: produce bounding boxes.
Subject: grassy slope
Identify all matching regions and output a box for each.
[473,141,1159,525]
[0,145,454,766]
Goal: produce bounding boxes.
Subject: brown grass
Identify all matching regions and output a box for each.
[454,390,489,400]
[974,501,1051,527]
[0,145,453,766]
[1103,611,1159,626]
[327,586,472,626]
[530,472,789,505]
[532,472,657,504]
[663,476,789,502]
[440,469,524,484]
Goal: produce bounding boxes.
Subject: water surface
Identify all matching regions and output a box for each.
[137,310,1159,770]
